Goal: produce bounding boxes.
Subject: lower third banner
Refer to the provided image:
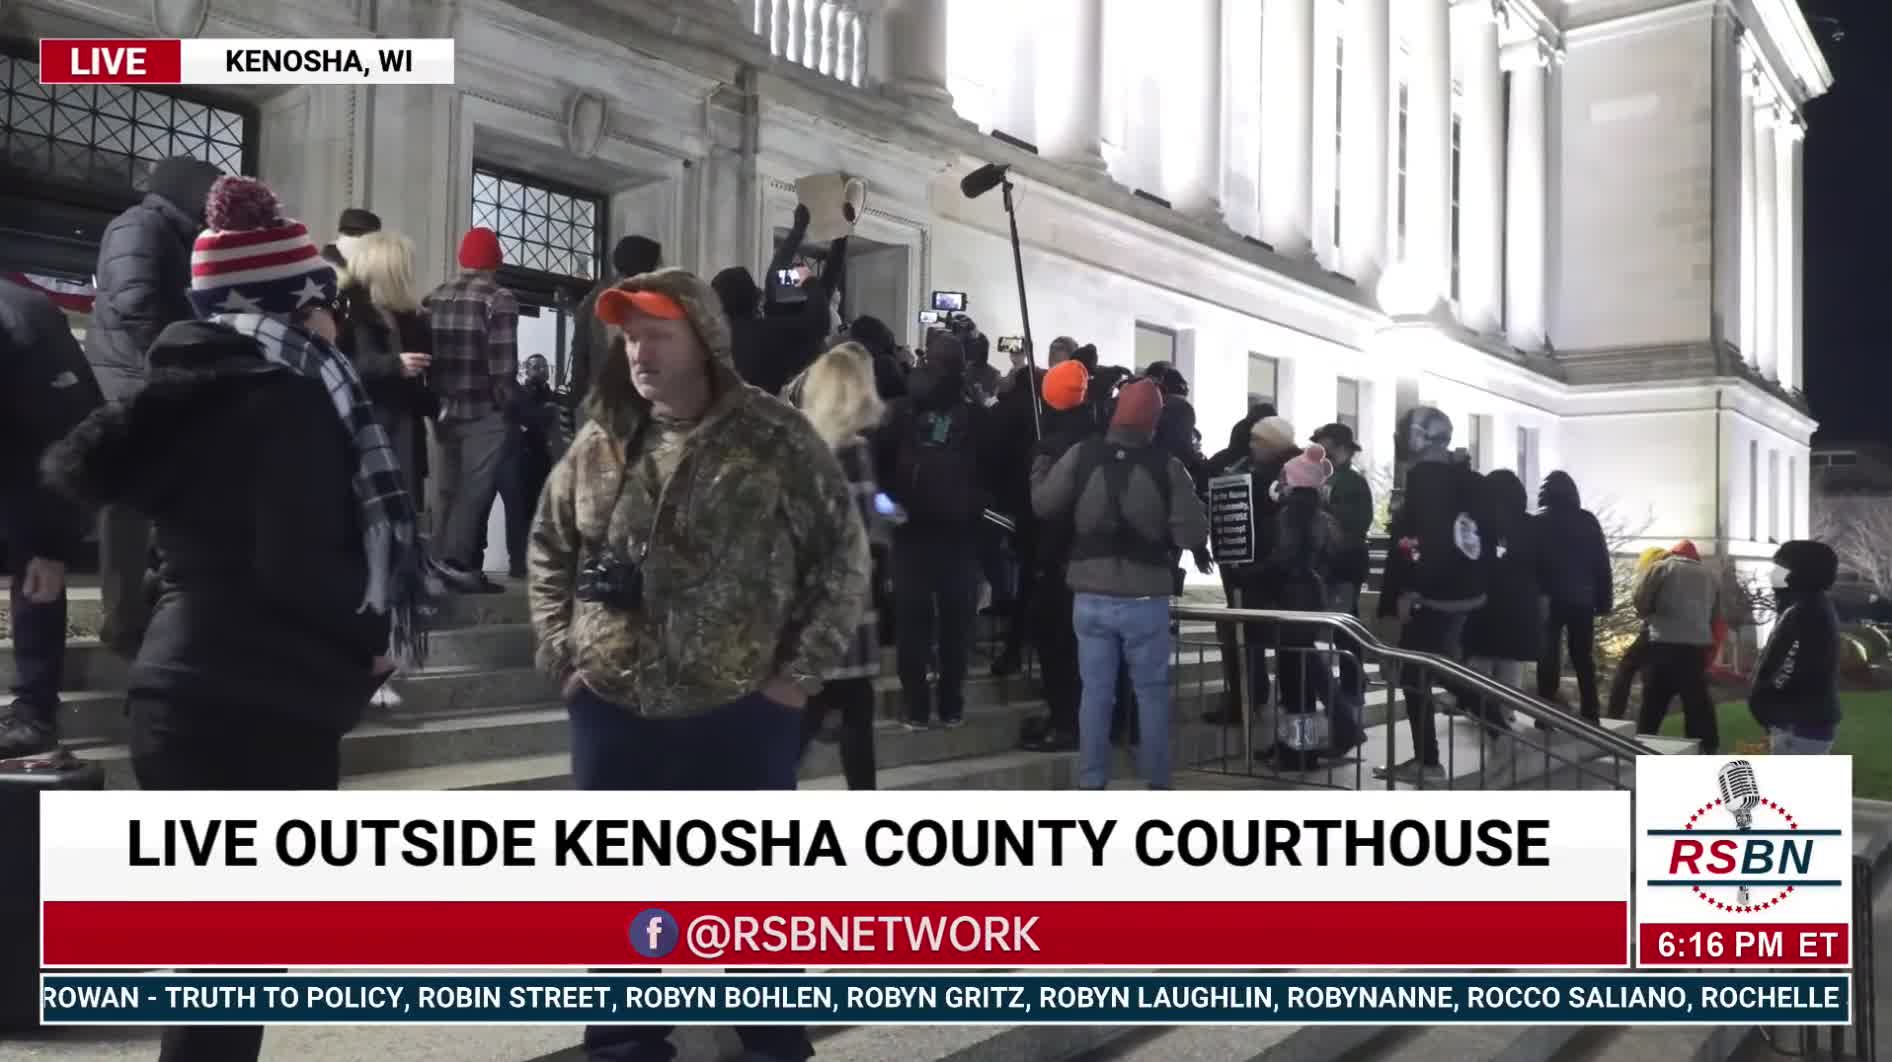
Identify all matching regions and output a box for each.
[41,973,1851,1026]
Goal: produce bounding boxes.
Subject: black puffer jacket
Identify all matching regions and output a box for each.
[1463,469,1545,661]
[1532,470,1613,615]
[84,158,223,401]
[1,279,104,563]
[336,288,432,418]
[44,320,389,731]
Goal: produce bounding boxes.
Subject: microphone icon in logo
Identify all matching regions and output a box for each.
[1716,759,1762,906]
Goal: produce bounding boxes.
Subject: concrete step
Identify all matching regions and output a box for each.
[0,583,538,639]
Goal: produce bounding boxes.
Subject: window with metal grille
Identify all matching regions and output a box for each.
[0,51,251,193]
[469,165,604,283]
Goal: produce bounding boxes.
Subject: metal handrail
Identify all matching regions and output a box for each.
[1171,604,1660,761]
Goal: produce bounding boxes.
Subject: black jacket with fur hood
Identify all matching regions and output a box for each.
[43,319,389,731]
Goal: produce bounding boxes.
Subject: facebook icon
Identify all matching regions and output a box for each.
[629,908,678,959]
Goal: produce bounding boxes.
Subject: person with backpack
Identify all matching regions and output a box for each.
[872,331,995,729]
[1032,378,1209,789]
[1375,406,1500,783]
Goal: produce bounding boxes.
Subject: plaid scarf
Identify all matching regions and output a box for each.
[214,313,429,665]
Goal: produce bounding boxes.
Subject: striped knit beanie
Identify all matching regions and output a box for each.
[188,176,337,319]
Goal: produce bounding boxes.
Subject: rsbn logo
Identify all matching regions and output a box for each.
[1646,759,1844,915]
[629,908,678,958]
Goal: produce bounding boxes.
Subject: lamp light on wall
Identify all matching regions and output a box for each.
[1375,260,1440,318]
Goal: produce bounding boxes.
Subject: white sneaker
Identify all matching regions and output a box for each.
[371,684,404,710]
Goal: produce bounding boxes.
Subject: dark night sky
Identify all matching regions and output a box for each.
[1800,0,1890,443]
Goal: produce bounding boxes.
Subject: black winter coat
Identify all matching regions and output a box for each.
[43,320,389,732]
[1380,459,1496,615]
[84,160,222,401]
[1463,505,1546,661]
[1532,472,1613,615]
[1749,589,1842,735]
[0,279,103,563]
[337,288,433,419]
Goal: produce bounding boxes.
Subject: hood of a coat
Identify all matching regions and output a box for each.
[42,321,278,511]
[143,157,223,228]
[1538,469,1581,509]
[1773,539,1838,594]
[584,268,750,439]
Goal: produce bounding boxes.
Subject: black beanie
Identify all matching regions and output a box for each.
[613,236,662,277]
[337,208,382,237]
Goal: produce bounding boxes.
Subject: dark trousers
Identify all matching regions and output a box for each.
[7,569,65,726]
[893,538,978,724]
[1607,628,1650,719]
[799,676,877,790]
[1001,527,1038,659]
[1032,580,1080,734]
[96,503,152,657]
[1538,604,1601,719]
[498,445,551,574]
[1637,642,1720,754]
[129,694,344,1062]
[1397,607,1485,767]
[568,687,810,1062]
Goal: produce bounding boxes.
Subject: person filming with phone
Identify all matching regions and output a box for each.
[713,202,850,396]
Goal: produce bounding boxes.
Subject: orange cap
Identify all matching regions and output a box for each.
[596,287,688,325]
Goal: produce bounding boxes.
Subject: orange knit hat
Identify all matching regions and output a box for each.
[1042,360,1090,411]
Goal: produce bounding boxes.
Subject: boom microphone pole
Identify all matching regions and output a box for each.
[961,162,1042,439]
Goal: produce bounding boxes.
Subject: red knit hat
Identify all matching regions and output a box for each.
[1111,378,1163,433]
[1042,360,1089,411]
[458,227,503,271]
[188,176,336,319]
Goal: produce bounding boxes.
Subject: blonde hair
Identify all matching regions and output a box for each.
[801,342,884,449]
[345,230,421,314]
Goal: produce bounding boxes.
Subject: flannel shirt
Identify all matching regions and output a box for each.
[425,271,518,422]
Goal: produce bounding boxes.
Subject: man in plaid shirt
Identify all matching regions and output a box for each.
[424,226,517,593]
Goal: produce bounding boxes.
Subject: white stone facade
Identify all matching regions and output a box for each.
[4,0,1830,561]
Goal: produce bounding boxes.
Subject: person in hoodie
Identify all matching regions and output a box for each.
[1608,546,1670,718]
[715,203,849,396]
[568,235,662,417]
[1376,406,1499,783]
[43,177,415,1062]
[0,278,104,758]
[85,155,224,659]
[528,268,865,1062]
[1632,539,1724,753]
[1532,469,1613,721]
[1749,540,1841,754]
[1462,469,1544,708]
[1032,378,1209,788]
[872,331,996,729]
[1019,359,1100,752]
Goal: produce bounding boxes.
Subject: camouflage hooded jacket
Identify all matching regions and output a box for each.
[526,268,870,717]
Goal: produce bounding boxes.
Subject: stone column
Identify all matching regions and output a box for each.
[1222,0,1264,236]
[1776,116,1803,390]
[1454,0,1504,334]
[1258,0,1314,254]
[1738,58,1758,370]
[883,0,953,107]
[1175,0,1226,222]
[1339,0,1390,285]
[1406,0,1452,299]
[1753,100,1777,381]
[1036,0,1108,172]
[1502,40,1548,350]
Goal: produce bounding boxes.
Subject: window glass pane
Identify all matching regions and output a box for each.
[1336,377,1360,430]
[470,165,603,282]
[1248,354,1279,410]
[0,54,250,190]
[1134,323,1176,370]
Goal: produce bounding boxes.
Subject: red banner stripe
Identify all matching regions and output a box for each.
[42,900,1629,968]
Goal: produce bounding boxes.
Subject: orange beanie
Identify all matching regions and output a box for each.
[1042,360,1090,411]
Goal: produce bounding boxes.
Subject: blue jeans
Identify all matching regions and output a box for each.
[1074,593,1172,789]
[567,687,811,1062]
[1770,728,1835,755]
